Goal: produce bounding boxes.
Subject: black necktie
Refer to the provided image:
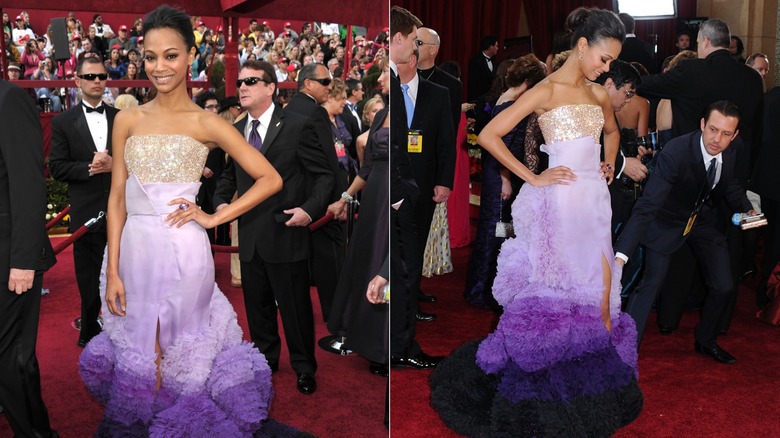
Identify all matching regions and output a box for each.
[249,120,263,151]
[707,157,717,188]
[83,104,104,114]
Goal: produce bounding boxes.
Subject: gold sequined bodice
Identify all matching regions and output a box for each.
[537,104,604,145]
[125,135,208,184]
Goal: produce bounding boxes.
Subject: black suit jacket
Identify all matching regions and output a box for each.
[615,131,752,258]
[214,106,334,264]
[49,103,118,232]
[638,50,763,143]
[750,87,780,202]
[406,77,456,196]
[467,52,494,102]
[389,75,419,207]
[0,81,56,281]
[619,36,655,73]
[284,92,346,205]
[419,66,462,138]
[338,105,361,159]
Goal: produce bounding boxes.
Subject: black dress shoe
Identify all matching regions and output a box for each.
[658,325,676,335]
[369,361,389,377]
[694,341,736,364]
[416,311,436,322]
[296,373,317,394]
[390,352,444,369]
[418,292,437,303]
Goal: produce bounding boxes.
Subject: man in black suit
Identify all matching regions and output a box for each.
[284,62,346,323]
[467,35,498,102]
[416,27,462,140]
[617,13,655,73]
[397,50,455,322]
[0,79,58,438]
[194,91,229,245]
[214,60,334,394]
[751,87,780,307]
[340,79,363,162]
[49,57,117,348]
[615,101,754,364]
[388,5,443,369]
[636,18,764,334]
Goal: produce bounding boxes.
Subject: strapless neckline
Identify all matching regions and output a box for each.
[538,104,601,123]
[127,134,208,151]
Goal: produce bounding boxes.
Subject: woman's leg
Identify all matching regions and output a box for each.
[601,255,612,332]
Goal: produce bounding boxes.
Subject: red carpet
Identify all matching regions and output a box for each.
[0,237,387,438]
[391,240,780,437]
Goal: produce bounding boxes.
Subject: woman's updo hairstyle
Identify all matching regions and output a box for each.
[141,5,196,51]
[566,7,625,48]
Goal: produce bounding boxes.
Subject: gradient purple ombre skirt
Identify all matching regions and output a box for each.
[431,137,643,437]
[79,176,273,437]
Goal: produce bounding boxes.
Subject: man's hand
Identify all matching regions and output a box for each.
[8,268,34,294]
[623,157,648,182]
[202,167,214,179]
[89,151,112,175]
[283,207,312,227]
[433,185,451,203]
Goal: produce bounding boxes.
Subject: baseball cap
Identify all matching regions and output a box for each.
[15,15,22,21]
[279,57,289,64]
[65,69,74,77]
[119,25,128,31]
[286,63,297,73]
[7,63,21,71]
[111,44,122,50]
[137,36,144,42]
[262,21,268,26]
[197,21,205,27]
[382,27,389,32]
[217,26,223,32]
[284,22,291,27]
[72,33,82,40]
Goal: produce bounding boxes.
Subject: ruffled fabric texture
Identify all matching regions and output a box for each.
[430,176,643,437]
[80,284,273,437]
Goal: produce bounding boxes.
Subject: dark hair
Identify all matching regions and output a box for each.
[390,6,422,38]
[92,14,101,23]
[730,35,744,56]
[484,59,515,106]
[699,19,730,48]
[549,30,572,56]
[345,78,361,97]
[195,91,219,109]
[566,7,625,48]
[480,35,498,51]
[618,13,635,33]
[629,61,648,76]
[241,59,277,89]
[704,100,741,123]
[127,48,140,57]
[594,59,640,89]
[76,55,107,74]
[505,54,547,89]
[297,62,324,91]
[141,5,196,51]
[438,60,461,79]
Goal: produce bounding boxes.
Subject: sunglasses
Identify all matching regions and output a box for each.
[78,73,108,81]
[308,77,332,86]
[236,76,272,88]
[414,40,435,47]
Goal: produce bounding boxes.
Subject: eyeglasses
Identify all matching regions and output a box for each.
[78,73,108,81]
[624,88,636,99]
[308,77,332,86]
[236,76,272,88]
[415,40,436,47]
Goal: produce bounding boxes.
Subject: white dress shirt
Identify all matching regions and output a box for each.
[82,102,108,153]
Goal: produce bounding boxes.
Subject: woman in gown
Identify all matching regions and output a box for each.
[430,8,643,437]
[324,58,390,375]
[464,55,547,310]
[78,6,283,436]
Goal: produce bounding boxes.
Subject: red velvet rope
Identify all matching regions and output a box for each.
[45,205,71,230]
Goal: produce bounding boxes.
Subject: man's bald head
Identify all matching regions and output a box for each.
[416,27,441,69]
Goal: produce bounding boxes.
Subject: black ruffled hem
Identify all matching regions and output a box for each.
[430,341,643,437]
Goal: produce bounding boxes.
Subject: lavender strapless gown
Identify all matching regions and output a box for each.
[79,135,273,437]
[431,105,643,437]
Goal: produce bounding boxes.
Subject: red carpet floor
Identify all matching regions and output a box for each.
[391,242,780,437]
[0,237,387,438]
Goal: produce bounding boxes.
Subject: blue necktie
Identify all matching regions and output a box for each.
[249,119,263,152]
[401,83,414,128]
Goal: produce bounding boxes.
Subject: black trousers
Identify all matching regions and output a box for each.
[241,251,316,374]
[73,232,106,343]
[628,224,734,347]
[412,194,436,299]
[310,221,344,322]
[0,273,55,438]
[390,201,421,358]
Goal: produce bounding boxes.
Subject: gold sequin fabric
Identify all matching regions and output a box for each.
[537,104,604,145]
[125,135,208,184]
[422,202,453,277]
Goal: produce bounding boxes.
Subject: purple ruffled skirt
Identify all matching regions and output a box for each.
[79,176,273,437]
[431,137,642,437]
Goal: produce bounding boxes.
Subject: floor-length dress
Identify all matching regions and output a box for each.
[464,101,528,309]
[447,112,472,248]
[327,127,389,364]
[431,105,643,437]
[79,135,273,437]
